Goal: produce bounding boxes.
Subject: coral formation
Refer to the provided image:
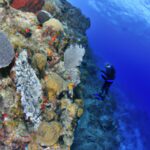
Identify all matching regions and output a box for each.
[0,31,14,68]
[64,68,81,85]
[0,1,88,149]
[37,10,52,25]
[43,0,62,14]
[36,121,62,146]
[44,72,67,107]
[43,18,64,32]
[0,87,15,113]
[32,53,47,72]
[77,108,84,117]
[43,110,57,121]
[63,45,85,86]
[14,50,42,128]
[11,0,44,13]
[64,44,85,70]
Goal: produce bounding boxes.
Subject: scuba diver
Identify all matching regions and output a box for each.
[94,64,116,100]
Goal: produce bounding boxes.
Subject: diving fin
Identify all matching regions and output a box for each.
[92,93,104,100]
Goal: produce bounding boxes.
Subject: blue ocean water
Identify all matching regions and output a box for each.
[68,0,150,115]
[68,0,150,149]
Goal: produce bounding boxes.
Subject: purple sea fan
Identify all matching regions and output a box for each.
[0,32,15,68]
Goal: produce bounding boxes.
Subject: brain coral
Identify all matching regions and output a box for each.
[43,18,64,32]
[0,32,15,68]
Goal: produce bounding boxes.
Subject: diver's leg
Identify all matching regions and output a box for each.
[105,86,109,95]
[93,81,107,99]
[105,82,112,96]
[100,81,107,96]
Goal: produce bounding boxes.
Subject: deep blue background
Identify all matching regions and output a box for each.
[68,0,150,116]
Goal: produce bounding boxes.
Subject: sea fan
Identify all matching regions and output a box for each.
[64,44,85,70]
[0,32,14,68]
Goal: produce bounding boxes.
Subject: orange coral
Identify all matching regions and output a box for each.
[46,48,53,57]
[40,97,49,111]
[37,25,42,29]
[49,34,57,46]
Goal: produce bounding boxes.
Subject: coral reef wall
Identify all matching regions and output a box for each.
[0,0,90,149]
[10,0,90,38]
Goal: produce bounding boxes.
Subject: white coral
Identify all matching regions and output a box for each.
[14,50,42,129]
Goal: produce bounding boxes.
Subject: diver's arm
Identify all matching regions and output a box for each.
[101,70,106,74]
[101,70,107,80]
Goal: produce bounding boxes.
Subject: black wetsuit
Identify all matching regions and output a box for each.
[100,65,116,97]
